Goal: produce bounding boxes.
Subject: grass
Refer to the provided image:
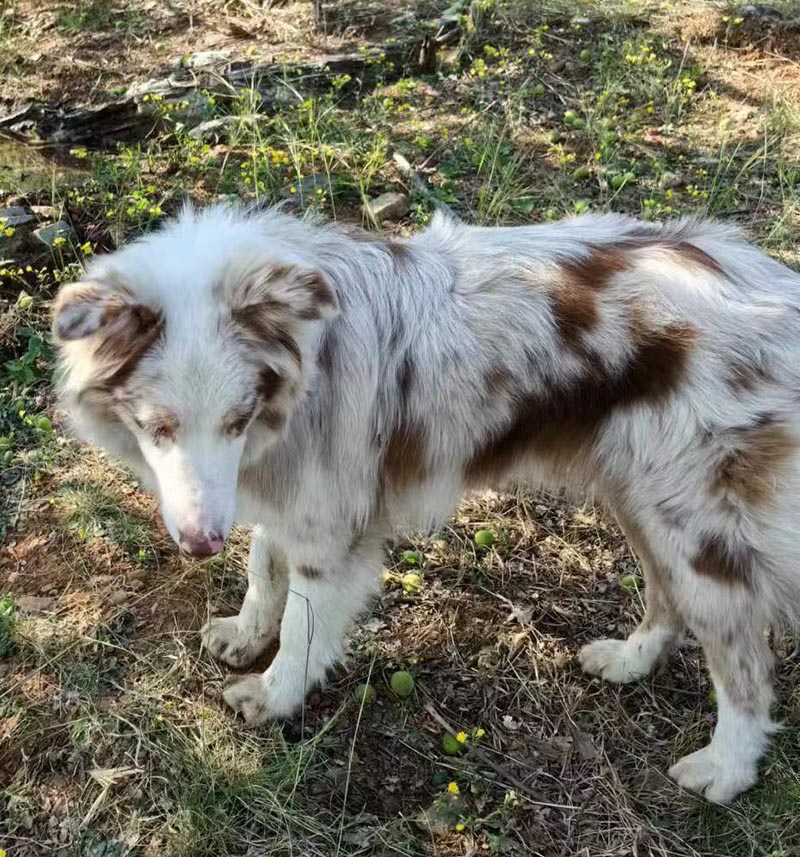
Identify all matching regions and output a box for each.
[1,0,800,854]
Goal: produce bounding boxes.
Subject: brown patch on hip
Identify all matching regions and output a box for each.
[713,417,797,507]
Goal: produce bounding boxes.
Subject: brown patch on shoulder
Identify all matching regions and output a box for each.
[257,366,284,401]
[298,565,324,580]
[466,320,697,482]
[381,354,428,490]
[692,534,757,586]
[712,417,796,507]
[485,366,513,395]
[726,357,773,394]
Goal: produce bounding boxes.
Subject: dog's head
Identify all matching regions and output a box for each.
[52,206,338,557]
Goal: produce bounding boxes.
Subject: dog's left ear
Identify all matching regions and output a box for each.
[228,261,339,323]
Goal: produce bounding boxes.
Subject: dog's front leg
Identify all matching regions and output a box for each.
[202,527,288,668]
[222,535,383,723]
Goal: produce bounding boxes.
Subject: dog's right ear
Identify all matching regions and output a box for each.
[52,281,157,343]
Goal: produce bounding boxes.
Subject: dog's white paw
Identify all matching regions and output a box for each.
[669,746,757,804]
[202,615,274,668]
[578,638,653,683]
[222,667,305,724]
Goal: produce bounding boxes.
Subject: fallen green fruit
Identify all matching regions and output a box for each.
[574,200,589,214]
[402,572,423,593]
[571,117,586,130]
[354,684,376,706]
[474,529,496,548]
[390,670,415,698]
[573,166,590,181]
[610,174,626,190]
[442,733,463,755]
[620,574,642,591]
[401,550,421,566]
[36,417,52,432]
[533,83,545,96]
[579,49,592,62]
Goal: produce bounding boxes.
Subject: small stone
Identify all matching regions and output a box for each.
[30,204,60,220]
[363,191,409,222]
[171,49,232,70]
[33,221,75,249]
[188,117,237,142]
[16,595,55,613]
[0,205,35,227]
[280,172,336,203]
[109,590,129,606]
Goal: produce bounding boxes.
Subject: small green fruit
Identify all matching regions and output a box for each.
[390,670,415,699]
[623,171,636,184]
[620,574,642,591]
[36,416,52,432]
[544,207,558,220]
[579,49,592,62]
[17,294,34,309]
[402,572,423,594]
[401,550,421,566]
[572,166,590,181]
[354,683,376,706]
[610,174,626,190]
[601,131,618,146]
[474,529,496,548]
[563,109,577,124]
[442,733,464,755]
[573,199,589,214]
[533,83,545,96]
[571,117,586,130]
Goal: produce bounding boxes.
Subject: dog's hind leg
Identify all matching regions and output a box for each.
[669,579,777,803]
[223,531,383,723]
[202,526,289,668]
[579,506,683,683]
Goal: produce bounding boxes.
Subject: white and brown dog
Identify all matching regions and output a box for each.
[53,204,800,803]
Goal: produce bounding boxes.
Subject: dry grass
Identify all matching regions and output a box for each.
[2,0,800,855]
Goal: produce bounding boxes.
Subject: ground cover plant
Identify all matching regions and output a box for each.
[1,1,800,855]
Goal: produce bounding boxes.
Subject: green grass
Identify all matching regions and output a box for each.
[2,0,800,854]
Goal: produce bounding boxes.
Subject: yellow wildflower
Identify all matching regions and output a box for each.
[456,731,468,744]
[447,781,460,795]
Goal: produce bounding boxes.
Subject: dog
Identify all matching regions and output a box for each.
[52,203,800,803]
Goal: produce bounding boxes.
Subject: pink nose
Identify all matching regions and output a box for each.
[178,528,224,558]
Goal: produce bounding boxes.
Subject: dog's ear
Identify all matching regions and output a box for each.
[226,261,339,323]
[52,281,162,381]
[53,281,154,341]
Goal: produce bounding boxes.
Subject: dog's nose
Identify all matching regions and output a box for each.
[178,528,224,558]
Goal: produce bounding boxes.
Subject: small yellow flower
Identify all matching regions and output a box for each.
[3,227,14,237]
[52,236,67,248]
[447,781,460,795]
[455,823,465,831]
[474,727,485,738]
[456,731,468,744]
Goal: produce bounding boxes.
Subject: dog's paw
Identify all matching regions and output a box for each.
[222,669,304,724]
[578,638,652,684]
[669,746,757,804]
[201,615,274,668]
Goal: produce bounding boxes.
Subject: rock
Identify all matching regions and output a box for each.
[0,205,35,227]
[30,204,60,219]
[214,193,241,206]
[741,5,783,20]
[280,172,337,204]
[571,16,591,25]
[33,220,75,249]
[363,191,409,222]
[659,170,682,188]
[109,590,129,606]
[188,116,237,142]
[171,50,233,70]
[16,595,56,613]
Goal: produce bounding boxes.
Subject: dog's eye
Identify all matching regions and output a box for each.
[152,421,176,444]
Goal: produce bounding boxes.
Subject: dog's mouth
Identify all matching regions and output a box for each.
[176,527,226,558]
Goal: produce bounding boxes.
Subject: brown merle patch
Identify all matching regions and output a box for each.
[692,533,758,586]
[713,417,797,507]
[298,565,324,580]
[466,321,697,481]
